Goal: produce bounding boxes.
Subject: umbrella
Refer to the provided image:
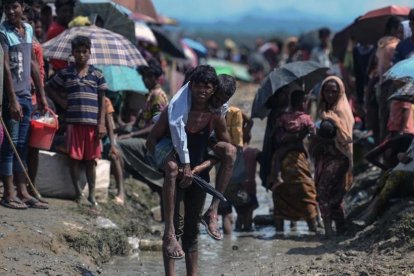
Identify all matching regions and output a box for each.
[113,0,158,21]
[135,21,157,44]
[332,23,353,62]
[182,38,207,57]
[206,58,252,82]
[298,30,320,52]
[75,0,136,44]
[387,81,414,103]
[42,25,147,67]
[384,56,414,81]
[157,14,179,25]
[251,61,328,119]
[192,175,227,202]
[149,25,186,58]
[130,12,158,23]
[350,5,410,45]
[95,65,147,93]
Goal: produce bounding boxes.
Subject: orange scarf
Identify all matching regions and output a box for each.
[318,76,354,176]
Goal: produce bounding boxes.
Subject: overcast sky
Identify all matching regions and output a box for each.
[154,0,413,23]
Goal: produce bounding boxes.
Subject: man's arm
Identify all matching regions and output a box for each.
[44,82,67,109]
[2,43,21,120]
[213,116,231,143]
[98,90,106,138]
[31,47,48,111]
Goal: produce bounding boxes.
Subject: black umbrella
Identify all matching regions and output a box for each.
[149,25,186,59]
[387,81,414,103]
[74,1,136,44]
[251,61,329,119]
[192,175,227,202]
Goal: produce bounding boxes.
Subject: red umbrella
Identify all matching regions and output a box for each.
[350,5,410,44]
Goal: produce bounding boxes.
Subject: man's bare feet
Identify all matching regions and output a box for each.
[163,234,185,259]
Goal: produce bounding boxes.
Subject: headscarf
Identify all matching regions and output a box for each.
[318,76,354,172]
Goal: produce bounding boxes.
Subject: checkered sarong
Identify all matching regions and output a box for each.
[42,25,147,67]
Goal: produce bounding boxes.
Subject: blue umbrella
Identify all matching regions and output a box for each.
[182,38,207,57]
[384,57,414,82]
[95,65,147,93]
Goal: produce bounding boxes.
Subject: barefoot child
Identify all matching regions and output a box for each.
[235,116,261,231]
[45,35,107,205]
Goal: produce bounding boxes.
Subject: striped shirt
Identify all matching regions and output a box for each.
[48,64,107,125]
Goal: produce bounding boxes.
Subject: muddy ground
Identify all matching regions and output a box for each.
[1,82,414,275]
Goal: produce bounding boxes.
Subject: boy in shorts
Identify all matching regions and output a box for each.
[45,35,107,205]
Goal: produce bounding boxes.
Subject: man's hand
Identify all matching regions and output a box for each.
[38,95,49,113]
[179,163,193,188]
[97,123,107,139]
[9,100,22,120]
[109,145,120,160]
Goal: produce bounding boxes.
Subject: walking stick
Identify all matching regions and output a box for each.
[0,116,43,200]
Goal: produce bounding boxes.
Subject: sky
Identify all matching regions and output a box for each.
[154,0,413,23]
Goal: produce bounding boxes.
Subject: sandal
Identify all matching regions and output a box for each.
[0,197,27,210]
[22,197,49,209]
[163,234,185,259]
[200,213,222,241]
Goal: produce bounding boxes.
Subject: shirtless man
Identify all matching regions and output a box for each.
[147,65,232,276]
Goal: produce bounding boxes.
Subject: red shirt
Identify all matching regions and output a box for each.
[46,21,68,71]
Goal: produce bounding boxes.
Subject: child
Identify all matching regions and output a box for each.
[102,96,125,205]
[268,90,315,190]
[235,116,261,231]
[45,35,107,206]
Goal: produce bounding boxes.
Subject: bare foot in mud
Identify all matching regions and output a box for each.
[163,234,185,259]
[113,196,124,206]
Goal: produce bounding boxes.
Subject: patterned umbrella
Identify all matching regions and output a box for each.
[42,25,147,67]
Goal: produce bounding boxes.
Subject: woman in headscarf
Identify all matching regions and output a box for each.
[310,76,354,238]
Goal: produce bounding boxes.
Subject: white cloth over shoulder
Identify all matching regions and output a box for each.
[168,82,192,164]
[168,82,229,164]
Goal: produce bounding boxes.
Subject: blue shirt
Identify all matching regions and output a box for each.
[0,21,33,99]
[48,64,107,125]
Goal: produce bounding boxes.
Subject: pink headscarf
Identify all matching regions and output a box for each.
[318,76,354,174]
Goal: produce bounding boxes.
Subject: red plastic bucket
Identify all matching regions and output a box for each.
[29,108,59,150]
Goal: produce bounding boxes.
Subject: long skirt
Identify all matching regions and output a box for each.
[273,151,318,220]
[314,150,350,220]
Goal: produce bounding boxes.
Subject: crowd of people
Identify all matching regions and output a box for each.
[1,0,414,275]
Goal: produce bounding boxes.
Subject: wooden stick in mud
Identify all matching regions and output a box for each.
[0,117,43,200]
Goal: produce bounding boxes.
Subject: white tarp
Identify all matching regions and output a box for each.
[36,151,110,202]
